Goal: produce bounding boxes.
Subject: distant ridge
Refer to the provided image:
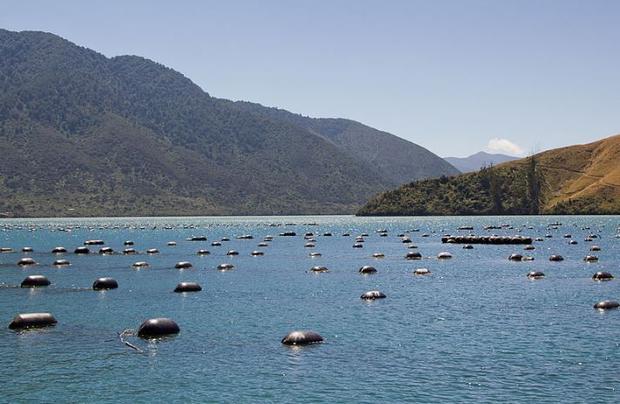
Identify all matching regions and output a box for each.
[0,29,458,217]
[358,134,620,215]
[444,151,518,173]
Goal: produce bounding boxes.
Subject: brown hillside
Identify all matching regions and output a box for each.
[504,134,620,213]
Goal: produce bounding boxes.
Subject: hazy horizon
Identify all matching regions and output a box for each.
[2,0,619,157]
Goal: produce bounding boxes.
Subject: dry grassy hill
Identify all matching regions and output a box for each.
[358,134,620,216]
[504,134,620,213]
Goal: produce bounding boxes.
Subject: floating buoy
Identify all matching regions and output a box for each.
[359,265,377,274]
[17,257,37,266]
[217,263,234,271]
[237,235,254,240]
[9,313,57,330]
[132,261,149,268]
[137,318,180,338]
[84,240,104,245]
[569,240,578,245]
[414,268,431,275]
[549,255,564,262]
[211,241,222,247]
[401,237,412,243]
[524,245,535,251]
[21,275,51,287]
[257,242,269,247]
[352,243,363,248]
[221,237,230,242]
[123,248,136,255]
[22,247,33,252]
[124,240,134,246]
[408,244,419,249]
[584,255,599,262]
[175,262,192,269]
[405,252,422,260]
[74,247,90,254]
[189,236,207,241]
[0,247,13,253]
[590,245,601,252]
[197,249,210,255]
[592,272,614,281]
[92,277,118,290]
[281,330,323,345]
[99,247,114,254]
[309,252,322,257]
[437,252,452,259]
[360,290,386,299]
[462,244,474,249]
[527,271,545,279]
[167,241,177,246]
[279,232,296,237]
[147,248,159,254]
[593,300,620,310]
[251,251,264,256]
[52,246,67,254]
[372,253,385,258]
[310,266,329,273]
[53,259,71,266]
[304,243,316,248]
[174,282,202,292]
[508,254,524,261]
[227,250,239,256]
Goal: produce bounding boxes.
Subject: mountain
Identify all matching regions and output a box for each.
[444,151,518,173]
[0,29,458,217]
[229,102,460,185]
[358,134,620,216]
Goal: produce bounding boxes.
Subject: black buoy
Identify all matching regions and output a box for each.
[281,330,323,346]
[217,263,234,271]
[593,300,620,310]
[405,252,422,260]
[84,240,104,245]
[509,253,523,261]
[21,275,51,287]
[174,282,202,292]
[359,265,377,274]
[175,261,193,269]
[124,240,134,246]
[360,290,386,299]
[137,318,180,338]
[414,268,431,275]
[310,266,329,273]
[147,248,159,254]
[197,249,210,255]
[53,259,71,266]
[132,261,149,268]
[92,277,118,290]
[352,243,363,248]
[99,247,114,254]
[584,255,599,262]
[211,241,222,246]
[17,257,37,266]
[52,246,67,254]
[22,247,33,252]
[251,250,264,256]
[227,250,239,256]
[123,248,136,255]
[549,255,564,262]
[74,247,90,254]
[592,272,614,281]
[437,252,452,259]
[9,313,57,330]
[527,271,545,279]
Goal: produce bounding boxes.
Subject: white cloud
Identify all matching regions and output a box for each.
[486,138,525,156]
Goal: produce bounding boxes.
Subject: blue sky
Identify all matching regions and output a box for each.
[2,0,619,157]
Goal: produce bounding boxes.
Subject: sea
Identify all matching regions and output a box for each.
[0,215,618,403]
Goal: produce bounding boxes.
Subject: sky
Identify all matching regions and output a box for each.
[2,0,620,157]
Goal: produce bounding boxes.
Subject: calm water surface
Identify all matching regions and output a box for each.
[0,215,618,403]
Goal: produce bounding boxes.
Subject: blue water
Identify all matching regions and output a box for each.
[0,215,618,403]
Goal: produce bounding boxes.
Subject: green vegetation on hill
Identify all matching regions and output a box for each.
[357,159,545,216]
[0,29,457,217]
